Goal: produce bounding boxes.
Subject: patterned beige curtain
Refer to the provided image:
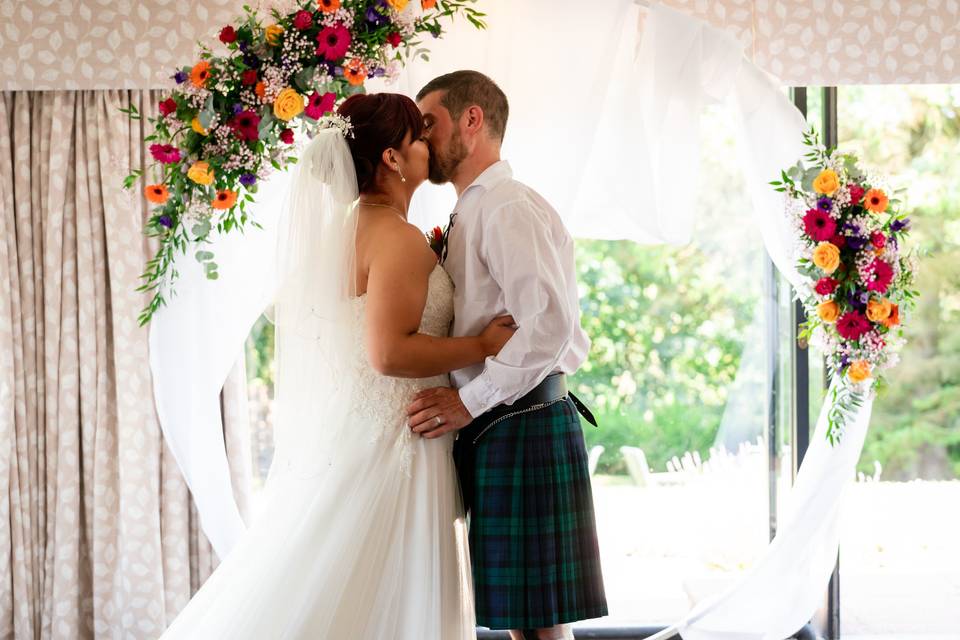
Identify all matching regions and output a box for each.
[0,90,252,639]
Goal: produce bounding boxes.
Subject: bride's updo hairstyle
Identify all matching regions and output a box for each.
[337,93,425,193]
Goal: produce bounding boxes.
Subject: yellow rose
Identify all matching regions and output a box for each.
[187,161,215,186]
[847,360,871,383]
[386,0,410,9]
[866,298,893,323]
[812,241,841,274]
[817,300,840,324]
[273,88,304,121]
[265,24,284,46]
[813,169,840,196]
[191,116,208,135]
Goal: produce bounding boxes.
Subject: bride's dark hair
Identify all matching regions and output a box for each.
[337,93,424,193]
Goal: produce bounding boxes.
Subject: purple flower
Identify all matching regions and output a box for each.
[173,70,188,84]
[847,291,867,312]
[240,173,257,187]
[158,215,174,228]
[891,218,910,232]
[232,103,244,115]
[817,196,832,211]
[846,235,867,251]
[365,6,387,26]
[841,355,850,367]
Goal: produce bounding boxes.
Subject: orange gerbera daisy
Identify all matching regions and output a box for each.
[863,188,888,213]
[255,81,266,99]
[344,59,367,87]
[212,189,238,210]
[190,61,211,88]
[144,183,169,204]
[318,0,341,12]
[422,0,437,7]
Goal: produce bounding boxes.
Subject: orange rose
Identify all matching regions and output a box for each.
[812,241,841,274]
[817,300,840,324]
[813,169,839,196]
[212,189,238,210]
[866,298,893,323]
[863,188,888,213]
[144,184,169,204]
[190,61,211,88]
[881,303,900,328]
[187,161,215,186]
[847,360,871,383]
[265,24,284,47]
[273,88,304,121]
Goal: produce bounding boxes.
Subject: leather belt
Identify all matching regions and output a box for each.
[476,372,598,430]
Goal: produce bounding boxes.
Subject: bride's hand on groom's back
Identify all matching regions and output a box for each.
[479,315,516,356]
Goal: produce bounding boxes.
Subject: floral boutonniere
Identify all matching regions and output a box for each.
[426,225,444,259]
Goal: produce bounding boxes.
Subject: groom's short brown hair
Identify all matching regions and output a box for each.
[416,70,509,142]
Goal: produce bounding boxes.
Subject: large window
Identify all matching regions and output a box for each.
[834,85,960,638]
[571,102,787,627]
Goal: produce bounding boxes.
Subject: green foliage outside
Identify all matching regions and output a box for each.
[839,86,960,480]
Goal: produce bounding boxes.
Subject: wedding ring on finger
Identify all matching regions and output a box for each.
[434,415,445,426]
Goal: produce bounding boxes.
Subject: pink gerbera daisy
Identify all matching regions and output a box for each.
[230,110,261,142]
[316,25,351,61]
[149,143,181,164]
[836,311,871,341]
[866,259,894,294]
[803,208,837,242]
[304,91,336,120]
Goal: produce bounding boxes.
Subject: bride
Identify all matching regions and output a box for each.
[159,93,515,639]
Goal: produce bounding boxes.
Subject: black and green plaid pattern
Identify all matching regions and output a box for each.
[455,397,607,630]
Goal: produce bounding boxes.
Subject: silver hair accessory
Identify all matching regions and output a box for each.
[317,113,354,138]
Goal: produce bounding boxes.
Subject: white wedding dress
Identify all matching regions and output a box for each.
[160,264,475,639]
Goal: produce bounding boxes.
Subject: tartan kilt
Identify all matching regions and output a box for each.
[454,396,608,630]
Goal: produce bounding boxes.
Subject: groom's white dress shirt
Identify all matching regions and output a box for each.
[443,160,591,418]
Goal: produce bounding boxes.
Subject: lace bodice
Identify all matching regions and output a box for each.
[349,264,455,454]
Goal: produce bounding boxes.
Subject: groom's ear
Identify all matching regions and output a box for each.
[462,105,485,136]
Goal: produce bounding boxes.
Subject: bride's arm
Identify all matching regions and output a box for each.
[364,222,513,378]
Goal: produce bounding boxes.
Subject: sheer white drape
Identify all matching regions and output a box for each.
[627,5,876,639]
[150,4,874,636]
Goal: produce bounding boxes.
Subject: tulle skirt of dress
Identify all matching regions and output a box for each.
[159,422,475,640]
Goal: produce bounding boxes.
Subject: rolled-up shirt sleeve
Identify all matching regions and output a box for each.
[457,199,575,417]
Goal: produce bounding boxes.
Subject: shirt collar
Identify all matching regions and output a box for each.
[456,160,512,206]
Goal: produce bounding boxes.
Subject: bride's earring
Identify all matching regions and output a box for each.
[395,163,406,183]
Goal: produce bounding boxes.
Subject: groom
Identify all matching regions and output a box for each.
[407,70,607,640]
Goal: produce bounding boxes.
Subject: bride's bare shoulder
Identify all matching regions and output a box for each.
[358,209,435,268]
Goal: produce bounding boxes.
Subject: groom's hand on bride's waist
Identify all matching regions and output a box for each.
[406,388,473,439]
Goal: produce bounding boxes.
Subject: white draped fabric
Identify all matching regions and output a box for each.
[149,1,876,636]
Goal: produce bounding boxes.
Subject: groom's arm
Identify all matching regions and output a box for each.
[456,198,576,418]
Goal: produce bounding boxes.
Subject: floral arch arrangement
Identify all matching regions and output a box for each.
[773,128,918,444]
[123,0,485,325]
